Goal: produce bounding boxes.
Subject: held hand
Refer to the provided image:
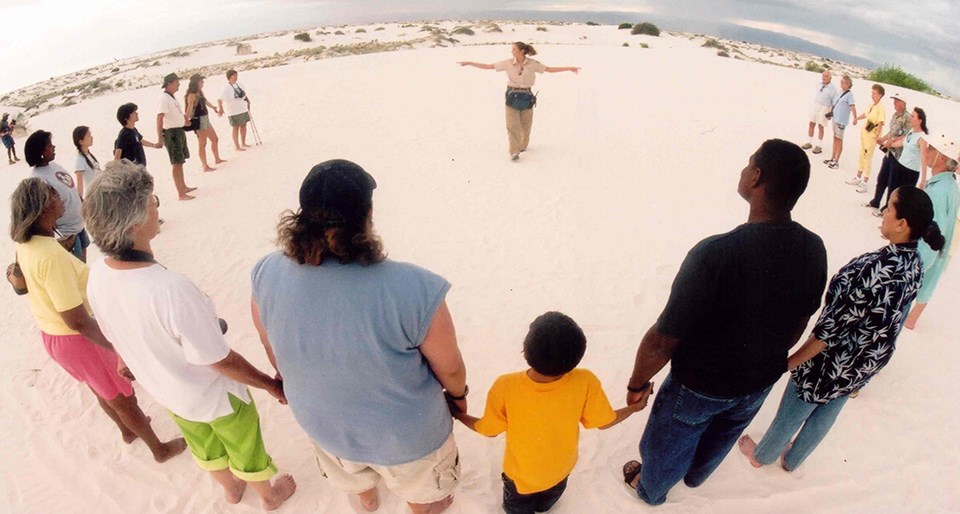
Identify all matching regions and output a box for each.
[457,61,469,66]
[852,118,858,126]
[445,395,467,417]
[267,378,287,405]
[155,141,163,149]
[570,67,581,74]
[116,354,136,381]
[626,382,654,412]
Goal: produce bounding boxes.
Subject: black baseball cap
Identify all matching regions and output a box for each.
[299,160,377,221]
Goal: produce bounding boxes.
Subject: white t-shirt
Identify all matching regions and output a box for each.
[87,259,250,422]
[74,152,100,184]
[219,82,249,116]
[32,162,84,236]
[157,92,187,130]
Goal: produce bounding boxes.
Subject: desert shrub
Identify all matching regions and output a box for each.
[115,80,125,88]
[536,26,548,32]
[165,50,191,58]
[640,42,649,49]
[111,67,120,73]
[622,42,629,47]
[294,32,312,42]
[618,23,633,30]
[420,25,439,32]
[483,23,503,33]
[374,27,385,31]
[702,38,726,51]
[631,22,660,36]
[451,26,475,36]
[717,50,729,58]
[586,21,600,26]
[355,28,366,33]
[868,65,936,94]
[804,61,824,73]
[334,30,344,35]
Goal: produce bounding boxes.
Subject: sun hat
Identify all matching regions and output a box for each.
[926,132,959,161]
[161,73,180,87]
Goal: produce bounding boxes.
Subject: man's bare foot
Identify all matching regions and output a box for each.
[185,186,198,193]
[179,194,196,201]
[358,487,379,512]
[153,438,187,463]
[261,474,296,511]
[226,477,247,504]
[409,495,453,514]
[215,159,227,164]
[202,166,216,172]
[235,147,246,152]
[243,143,252,148]
[738,435,763,468]
[121,415,152,443]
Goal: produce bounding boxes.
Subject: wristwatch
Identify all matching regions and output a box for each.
[444,385,469,401]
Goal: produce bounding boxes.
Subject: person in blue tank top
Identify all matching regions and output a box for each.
[251,159,468,514]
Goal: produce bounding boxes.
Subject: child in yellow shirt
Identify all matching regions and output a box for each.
[452,312,651,514]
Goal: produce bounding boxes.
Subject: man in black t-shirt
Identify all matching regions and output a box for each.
[621,139,828,506]
[114,102,159,166]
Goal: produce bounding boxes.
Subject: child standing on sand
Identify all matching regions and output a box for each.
[451,312,651,514]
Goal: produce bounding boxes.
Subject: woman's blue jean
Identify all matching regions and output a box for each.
[754,378,849,470]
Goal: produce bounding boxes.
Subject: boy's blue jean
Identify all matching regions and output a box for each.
[635,373,772,505]
[502,473,567,514]
[753,378,849,471]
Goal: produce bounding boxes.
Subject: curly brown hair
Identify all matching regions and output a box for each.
[277,208,385,266]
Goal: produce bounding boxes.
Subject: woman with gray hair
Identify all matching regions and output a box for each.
[10,177,185,463]
[83,159,296,510]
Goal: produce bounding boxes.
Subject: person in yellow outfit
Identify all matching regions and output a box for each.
[846,84,887,193]
[451,312,651,514]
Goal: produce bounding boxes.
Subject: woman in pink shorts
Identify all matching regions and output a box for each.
[10,177,185,463]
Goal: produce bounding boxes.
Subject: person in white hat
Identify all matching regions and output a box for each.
[904,133,959,329]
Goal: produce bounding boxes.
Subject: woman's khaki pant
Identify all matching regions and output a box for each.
[505,106,534,155]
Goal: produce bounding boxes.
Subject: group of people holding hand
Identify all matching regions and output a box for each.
[9,131,955,512]
[801,71,959,333]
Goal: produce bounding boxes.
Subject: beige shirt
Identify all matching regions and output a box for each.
[494,58,547,88]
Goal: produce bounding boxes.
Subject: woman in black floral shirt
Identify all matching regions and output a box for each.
[738,185,945,471]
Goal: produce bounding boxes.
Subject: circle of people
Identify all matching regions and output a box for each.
[5,43,960,513]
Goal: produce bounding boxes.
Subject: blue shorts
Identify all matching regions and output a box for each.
[2,135,14,149]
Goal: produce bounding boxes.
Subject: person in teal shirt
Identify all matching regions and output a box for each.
[905,134,958,329]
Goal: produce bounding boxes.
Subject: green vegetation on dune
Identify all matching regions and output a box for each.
[868,65,936,94]
[631,22,660,36]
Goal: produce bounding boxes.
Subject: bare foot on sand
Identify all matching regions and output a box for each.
[179,194,196,201]
[358,488,379,512]
[185,186,198,193]
[243,143,253,148]
[235,147,246,152]
[409,495,453,514]
[215,159,227,164]
[121,416,152,443]
[261,474,297,511]
[154,438,188,463]
[738,435,763,468]
[202,166,216,172]
[780,441,794,471]
[226,477,247,504]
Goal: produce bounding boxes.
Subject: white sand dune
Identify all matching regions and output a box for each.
[1,24,957,514]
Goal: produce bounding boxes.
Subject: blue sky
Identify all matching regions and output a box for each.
[1,0,957,95]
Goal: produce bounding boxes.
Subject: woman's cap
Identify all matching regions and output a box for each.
[299,160,377,220]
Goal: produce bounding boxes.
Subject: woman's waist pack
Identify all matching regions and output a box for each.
[505,90,537,111]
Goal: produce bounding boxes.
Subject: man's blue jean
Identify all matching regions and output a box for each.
[635,373,772,505]
[753,378,849,471]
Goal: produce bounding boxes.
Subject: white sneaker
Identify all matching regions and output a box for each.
[845,177,861,185]
[856,182,868,193]
[871,208,883,217]
[510,154,519,161]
